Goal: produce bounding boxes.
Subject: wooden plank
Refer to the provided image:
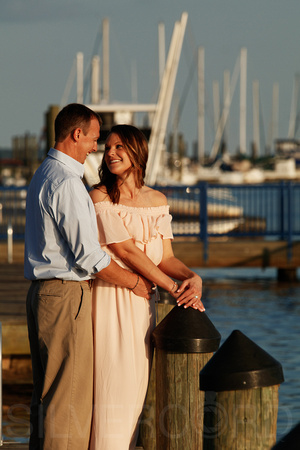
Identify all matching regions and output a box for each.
[172,240,300,269]
[1,240,300,268]
[1,444,28,449]
[2,323,30,355]
[2,355,32,384]
[0,305,26,315]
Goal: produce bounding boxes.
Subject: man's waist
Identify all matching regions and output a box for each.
[33,278,93,288]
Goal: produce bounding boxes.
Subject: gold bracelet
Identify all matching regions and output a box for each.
[130,274,140,290]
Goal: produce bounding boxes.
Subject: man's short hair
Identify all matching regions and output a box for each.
[55,103,102,142]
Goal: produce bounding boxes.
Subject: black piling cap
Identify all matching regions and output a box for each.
[152,305,221,353]
[200,329,284,391]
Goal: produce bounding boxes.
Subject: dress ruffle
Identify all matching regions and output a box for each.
[94,202,173,245]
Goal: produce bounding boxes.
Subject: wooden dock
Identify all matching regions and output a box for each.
[1,445,28,449]
[173,239,300,272]
[0,239,299,446]
[1,238,299,370]
[1,238,300,269]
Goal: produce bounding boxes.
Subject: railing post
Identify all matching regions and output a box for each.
[7,220,13,264]
[199,182,208,262]
[279,181,285,241]
[286,181,293,261]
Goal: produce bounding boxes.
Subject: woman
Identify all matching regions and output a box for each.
[89,124,204,449]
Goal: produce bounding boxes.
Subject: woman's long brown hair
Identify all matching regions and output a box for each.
[94,124,148,204]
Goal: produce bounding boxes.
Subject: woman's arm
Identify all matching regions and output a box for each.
[96,258,152,299]
[109,238,204,311]
[108,239,179,296]
[158,239,204,311]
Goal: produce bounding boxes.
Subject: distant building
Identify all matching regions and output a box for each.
[275,139,300,161]
[12,133,38,163]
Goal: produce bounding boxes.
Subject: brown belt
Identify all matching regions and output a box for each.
[34,278,93,287]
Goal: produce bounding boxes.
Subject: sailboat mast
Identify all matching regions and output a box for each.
[91,56,100,104]
[158,22,166,84]
[102,18,110,103]
[145,12,188,185]
[271,82,279,146]
[76,52,84,103]
[288,74,300,139]
[239,47,247,154]
[252,80,260,155]
[213,81,220,135]
[223,69,230,147]
[198,47,205,164]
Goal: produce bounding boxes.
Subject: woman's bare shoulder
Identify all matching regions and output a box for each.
[143,186,168,207]
[89,186,110,203]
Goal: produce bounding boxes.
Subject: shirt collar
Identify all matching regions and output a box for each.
[48,148,85,179]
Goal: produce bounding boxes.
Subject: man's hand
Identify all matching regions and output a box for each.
[132,275,153,300]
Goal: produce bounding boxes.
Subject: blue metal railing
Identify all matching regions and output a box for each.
[156,182,300,235]
[1,183,300,259]
[0,186,27,240]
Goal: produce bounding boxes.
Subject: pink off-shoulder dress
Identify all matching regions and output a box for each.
[89,202,173,450]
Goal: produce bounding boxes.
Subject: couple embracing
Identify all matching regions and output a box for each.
[25,103,204,449]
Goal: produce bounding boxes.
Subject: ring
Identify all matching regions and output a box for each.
[195,295,198,299]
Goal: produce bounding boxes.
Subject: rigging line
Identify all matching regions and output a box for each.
[110,26,133,100]
[185,20,198,65]
[83,26,103,102]
[171,20,199,129]
[91,25,103,59]
[293,111,300,137]
[172,49,197,127]
[83,65,92,103]
[178,20,215,142]
[60,57,77,107]
[294,87,300,137]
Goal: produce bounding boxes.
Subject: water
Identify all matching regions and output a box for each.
[195,267,300,439]
[3,268,300,443]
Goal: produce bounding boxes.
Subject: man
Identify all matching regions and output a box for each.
[24,103,151,449]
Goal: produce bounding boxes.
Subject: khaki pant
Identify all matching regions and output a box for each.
[26,279,93,450]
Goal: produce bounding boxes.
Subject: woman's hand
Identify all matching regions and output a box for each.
[176,275,205,312]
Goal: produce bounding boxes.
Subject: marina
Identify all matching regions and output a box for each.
[1,5,300,448]
[1,14,300,448]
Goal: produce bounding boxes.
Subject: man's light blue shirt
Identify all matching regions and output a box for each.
[24,148,111,280]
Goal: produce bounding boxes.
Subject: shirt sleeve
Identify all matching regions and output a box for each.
[49,177,111,274]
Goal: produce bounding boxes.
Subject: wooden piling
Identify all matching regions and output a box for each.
[200,330,284,450]
[152,305,221,450]
[138,291,176,450]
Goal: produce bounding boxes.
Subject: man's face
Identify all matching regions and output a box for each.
[75,117,100,164]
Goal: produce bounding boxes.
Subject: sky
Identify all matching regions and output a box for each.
[1,0,300,158]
